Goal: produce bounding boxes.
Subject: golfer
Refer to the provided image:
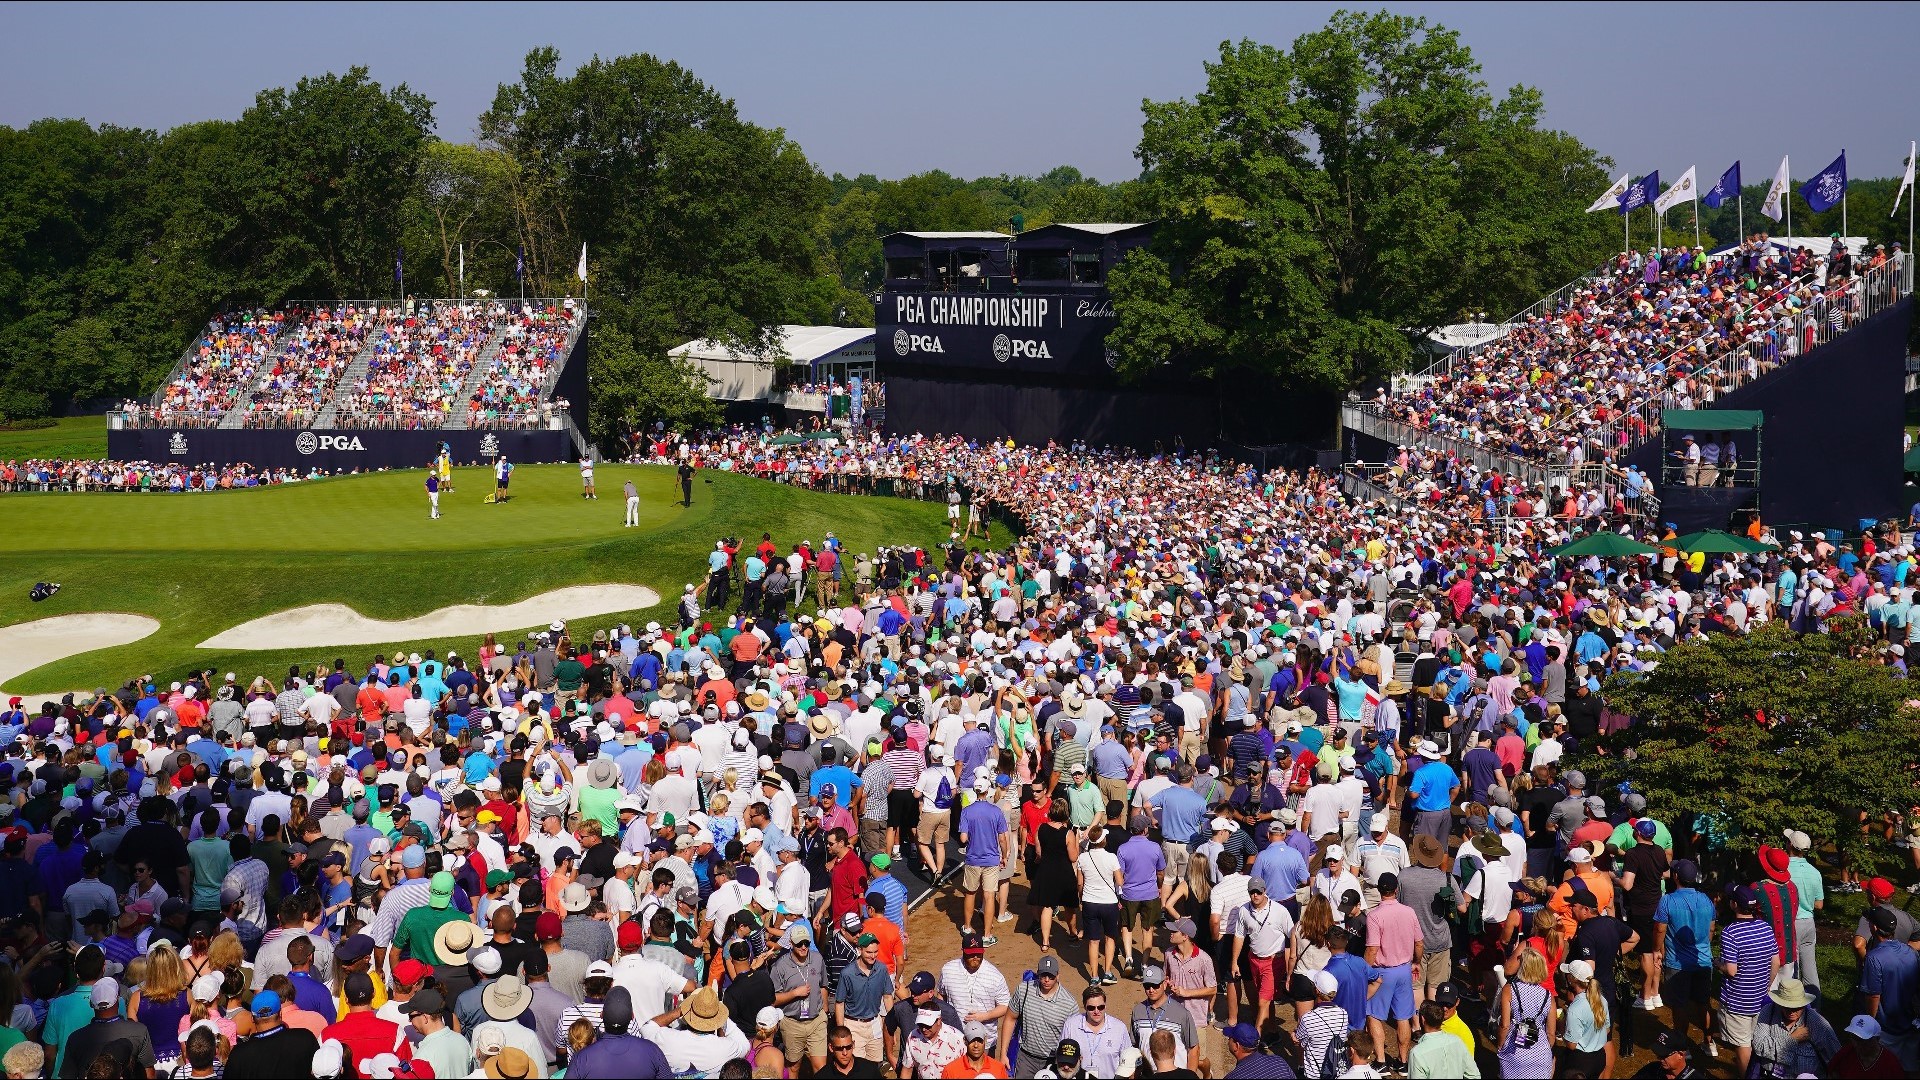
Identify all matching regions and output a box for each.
[678,461,695,506]
[436,443,454,493]
[425,470,441,519]
[494,456,513,503]
[580,456,597,500]
[624,478,640,527]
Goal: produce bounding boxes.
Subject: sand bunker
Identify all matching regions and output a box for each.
[197,584,661,651]
[0,613,162,693]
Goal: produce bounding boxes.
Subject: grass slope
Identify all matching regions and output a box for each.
[0,465,948,692]
[0,416,109,460]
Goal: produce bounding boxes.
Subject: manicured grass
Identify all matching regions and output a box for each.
[0,416,108,460]
[0,465,949,692]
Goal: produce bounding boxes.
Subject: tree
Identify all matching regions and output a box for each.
[238,68,435,300]
[1582,623,1920,875]
[482,48,831,444]
[1107,12,1615,389]
[589,321,721,437]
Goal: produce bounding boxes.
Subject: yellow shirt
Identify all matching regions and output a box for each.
[335,969,389,1014]
[1442,1012,1476,1052]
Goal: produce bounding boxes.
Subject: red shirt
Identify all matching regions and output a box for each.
[322,1010,410,1073]
[829,852,869,925]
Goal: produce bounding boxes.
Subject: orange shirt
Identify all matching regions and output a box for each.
[1548,870,1616,939]
[943,1054,1009,1078]
[357,685,385,726]
[864,915,904,974]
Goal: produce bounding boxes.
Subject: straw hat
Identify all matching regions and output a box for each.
[683,986,729,1033]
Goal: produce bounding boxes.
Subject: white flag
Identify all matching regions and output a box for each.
[1586,173,1631,213]
[1895,141,1916,216]
[1760,155,1790,222]
[577,243,588,284]
[458,243,465,283]
[1654,165,1697,215]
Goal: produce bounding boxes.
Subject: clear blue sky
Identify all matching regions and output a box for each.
[6,2,1918,183]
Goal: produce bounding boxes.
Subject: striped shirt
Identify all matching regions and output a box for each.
[367,878,435,948]
[1718,918,1778,1014]
[1296,1003,1348,1076]
[555,999,606,1046]
[859,761,893,821]
[881,747,922,790]
[1010,982,1079,1062]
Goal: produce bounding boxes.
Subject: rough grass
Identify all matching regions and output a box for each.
[0,415,108,460]
[0,464,948,692]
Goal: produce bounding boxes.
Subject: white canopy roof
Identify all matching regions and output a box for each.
[670,325,874,366]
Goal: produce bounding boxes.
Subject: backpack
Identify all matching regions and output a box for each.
[933,773,954,811]
[1319,1028,1350,1079]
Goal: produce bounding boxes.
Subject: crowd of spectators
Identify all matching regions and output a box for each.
[142,311,290,428]
[1368,237,1900,467]
[0,459,298,493]
[241,307,394,429]
[466,305,582,430]
[333,302,494,430]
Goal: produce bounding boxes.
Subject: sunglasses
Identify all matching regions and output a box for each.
[1085,1004,1105,1012]
[831,1044,854,1052]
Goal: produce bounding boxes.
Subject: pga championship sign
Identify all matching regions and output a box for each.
[878,289,1124,377]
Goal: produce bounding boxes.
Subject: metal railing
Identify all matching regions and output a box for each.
[1585,253,1911,459]
[1411,264,1617,382]
[1342,405,1556,490]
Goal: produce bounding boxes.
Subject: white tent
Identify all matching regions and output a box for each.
[670,326,874,402]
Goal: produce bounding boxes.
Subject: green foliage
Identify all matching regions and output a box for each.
[1585,623,1920,872]
[584,319,722,442]
[482,48,832,443]
[1108,12,1616,388]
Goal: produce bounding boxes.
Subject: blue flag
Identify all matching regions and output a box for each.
[1704,162,1740,209]
[516,246,525,280]
[1799,151,1846,213]
[1619,171,1659,215]
[395,249,403,283]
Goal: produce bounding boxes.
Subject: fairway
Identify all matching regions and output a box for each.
[0,465,951,693]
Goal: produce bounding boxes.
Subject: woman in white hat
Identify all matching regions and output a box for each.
[1556,959,1611,1077]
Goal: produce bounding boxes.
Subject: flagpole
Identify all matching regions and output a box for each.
[458,243,465,298]
[1738,193,1744,245]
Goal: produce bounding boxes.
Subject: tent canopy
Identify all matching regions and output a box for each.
[1663,409,1762,432]
[1905,445,1920,474]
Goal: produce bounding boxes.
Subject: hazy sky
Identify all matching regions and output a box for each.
[6,2,1918,183]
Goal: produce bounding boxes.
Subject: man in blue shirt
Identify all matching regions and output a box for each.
[1252,819,1310,902]
[1862,906,1920,1046]
[810,749,861,809]
[956,776,1011,946]
[1653,859,1716,1039]
[1407,741,1458,846]
[1150,766,1207,883]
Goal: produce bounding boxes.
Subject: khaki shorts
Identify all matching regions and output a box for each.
[920,808,952,847]
[1096,776,1130,811]
[1420,948,1452,994]
[780,1014,827,1062]
[845,1014,885,1062]
[1719,1009,1758,1048]
[962,863,1001,892]
[859,817,889,857]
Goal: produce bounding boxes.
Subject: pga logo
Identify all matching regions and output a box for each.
[892,330,944,356]
[992,333,1051,362]
[295,431,366,455]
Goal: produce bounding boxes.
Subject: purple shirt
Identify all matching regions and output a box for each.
[956,799,1008,867]
[1115,835,1167,902]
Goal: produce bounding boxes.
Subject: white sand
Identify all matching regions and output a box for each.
[197,584,662,651]
[0,613,162,700]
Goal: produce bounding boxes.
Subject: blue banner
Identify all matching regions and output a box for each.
[1619,171,1659,215]
[1799,152,1847,213]
[1704,162,1741,209]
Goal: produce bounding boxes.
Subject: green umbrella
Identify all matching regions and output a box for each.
[1672,529,1769,554]
[1548,532,1662,558]
[804,430,841,442]
[768,433,806,446]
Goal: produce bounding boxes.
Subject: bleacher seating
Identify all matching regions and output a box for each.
[332,301,496,430]
[466,304,580,429]
[241,304,393,428]
[148,310,289,427]
[1364,239,1872,466]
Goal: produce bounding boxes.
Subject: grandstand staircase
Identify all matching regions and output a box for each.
[444,325,508,430]
[312,331,383,429]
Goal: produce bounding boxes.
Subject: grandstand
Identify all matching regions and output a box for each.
[108,298,589,469]
[1342,242,1916,530]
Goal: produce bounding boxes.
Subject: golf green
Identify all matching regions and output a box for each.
[0,464,950,693]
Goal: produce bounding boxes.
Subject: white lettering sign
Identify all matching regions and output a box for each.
[892,294,1051,329]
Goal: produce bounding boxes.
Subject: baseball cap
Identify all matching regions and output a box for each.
[1036,955,1061,977]
[960,931,983,955]
[251,989,283,1017]
[907,971,936,995]
[1140,964,1166,986]
[90,978,121,1009]
[1866,877,1896,901]
[1433,981,1461,1006]
[1848,1014,1884,1040]
[1312,970,1339,997]
[1223,1023,1261,1048]
[1054,1040,1084,1066]
[534,912,563,941]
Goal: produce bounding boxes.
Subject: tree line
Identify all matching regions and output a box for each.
[2,13,1908,443]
